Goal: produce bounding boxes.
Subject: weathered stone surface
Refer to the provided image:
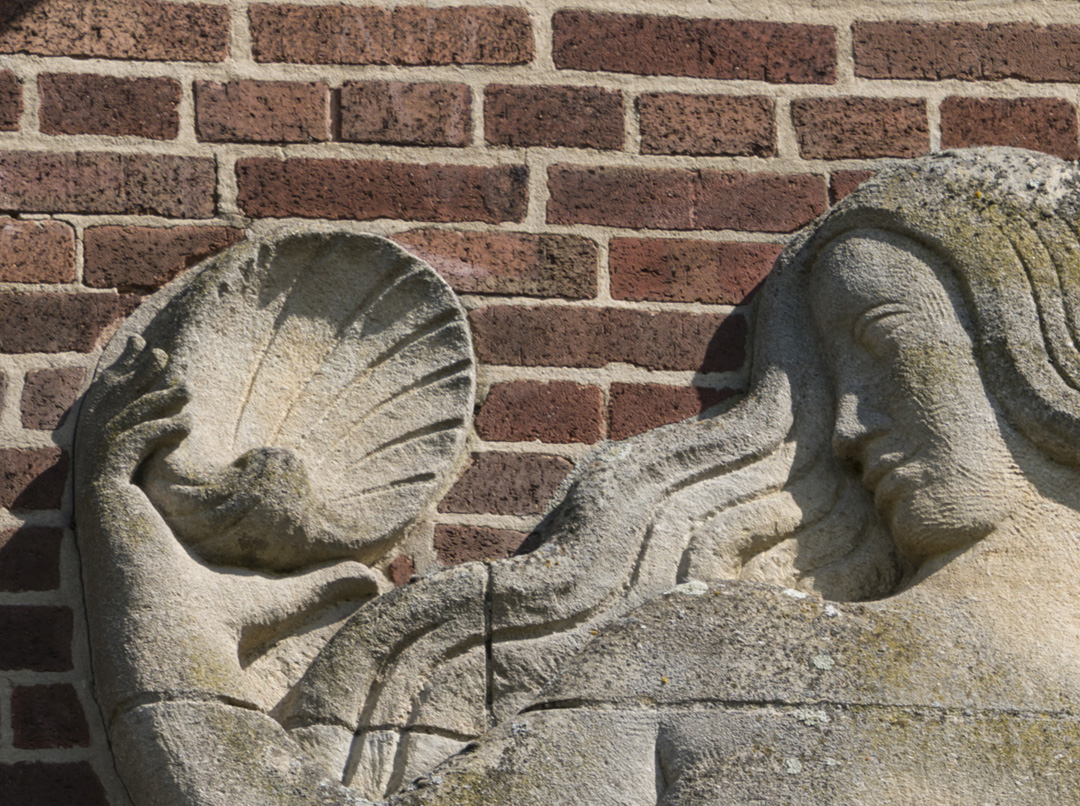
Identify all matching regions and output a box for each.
[76,151,1080,805]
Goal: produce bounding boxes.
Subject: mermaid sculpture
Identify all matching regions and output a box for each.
[76,148,1080,804]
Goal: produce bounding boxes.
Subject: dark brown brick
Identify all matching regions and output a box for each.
[0,606,72,670]
[609,383,736,440]
[392,229,597,299]
[0,0,228,61]
[553,10,835,84]
[0,762,107,806]
[469,306,747,373]
[21,367,85,430]
[39,74,180,139]
[485,84,623,150]
[791,97,928,159]
[0,447,67,510]
[393,6,534,66]
[341,81,471,147]
[0,526,62,592]
[0,371,5,415]
[0,70,21,130]
[854,21,1080,82]
[250,4,533,65]
[940,96,1080,160]
[237,158,527,223]
[476,381,603,443]
[196,80,329,143]
[639,93,774,157]
[386,554,415,587]
[439,452,573,516]
[84,226,245,292]
[0,219,76,283]
[609,238,782,304]
[0,152,216,217]
[12,685,89,749]
[434,524,529,565]
[0,292,134,353]
[547,165,826,233]
[830,170,875,204]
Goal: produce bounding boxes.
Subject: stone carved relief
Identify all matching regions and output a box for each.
[76,150,1080,804]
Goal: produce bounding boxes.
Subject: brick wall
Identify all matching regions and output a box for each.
[1,0,1078,801]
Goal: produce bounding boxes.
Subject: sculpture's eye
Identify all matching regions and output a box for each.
[853,303,912,360]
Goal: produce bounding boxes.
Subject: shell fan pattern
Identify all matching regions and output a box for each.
[107,230,476,572]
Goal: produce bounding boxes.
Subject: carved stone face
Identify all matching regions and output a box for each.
[810,230,1028,566]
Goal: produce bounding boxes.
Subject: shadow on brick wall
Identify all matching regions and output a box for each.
[1,0,45,33]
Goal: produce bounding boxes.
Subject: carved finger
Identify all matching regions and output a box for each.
[106,413,193,476]
[108,385,191,437]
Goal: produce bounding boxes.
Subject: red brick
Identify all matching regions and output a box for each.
[0,606,72,670]
[791,97,928,159]
[553,10,835,84]
[84,225,245,292]
[476,381,603,443]
[393,6,534,66]
[12,685,89,749]
[609,238,782,304]
[0,292,135,353]
[392,229,597,299]
[484,84,623,150]
[940,96,1080,160]
[547,165,826,233]
[830,170,875,204]
[854,22,1080,82]
[0,70,21,130]
[0,526,62,592]
[341,81,471,147]
[439,452,573,516]
[0,762,107,806]
[0,219,75,283]
[237,158,527,223]
[0,151,216,217]
[608,383,737,440]
[250,4,533,65]
[434,524,529,565]
[386,554,415,587]
[196,80,329,143]
[0,448,67,510]
[0,0,228,61]
[469,306,747,373]
[39,74,180,139]
[639,94,774,157]
[21,368,85,430]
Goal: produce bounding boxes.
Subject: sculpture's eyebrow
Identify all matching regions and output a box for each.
[852,302,913,344]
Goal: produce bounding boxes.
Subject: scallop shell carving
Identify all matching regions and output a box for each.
[99,229,475,572]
